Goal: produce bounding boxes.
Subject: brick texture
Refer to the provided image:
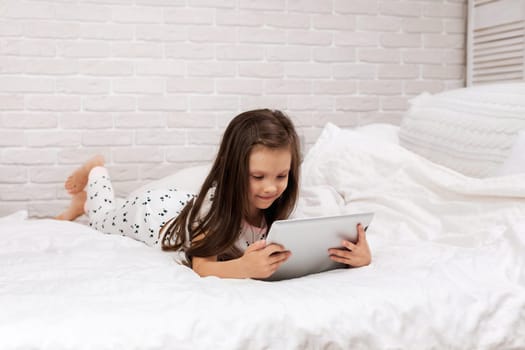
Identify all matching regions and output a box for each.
[0,0,467,217]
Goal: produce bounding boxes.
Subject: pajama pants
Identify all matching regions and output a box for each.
[85,167,195,247]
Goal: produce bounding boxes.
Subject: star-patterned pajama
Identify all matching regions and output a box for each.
[84,166,195,247]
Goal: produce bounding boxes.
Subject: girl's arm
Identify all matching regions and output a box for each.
[192,240,291,279]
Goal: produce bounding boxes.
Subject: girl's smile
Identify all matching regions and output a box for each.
[257,194,277,201]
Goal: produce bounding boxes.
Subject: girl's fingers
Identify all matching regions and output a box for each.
[331,253,369,266]
[328,248,351,259]
[330,255,352,265]
[246,239,266,252]
[342,240,356,251]
[264,243,286,255]
[269,251,291,265]
[356,224,368,244]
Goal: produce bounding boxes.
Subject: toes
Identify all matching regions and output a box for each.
[66,182,80,194]
[65,177,74,189]
[65,174,84,193]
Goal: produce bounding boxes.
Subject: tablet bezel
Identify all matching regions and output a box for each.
[263,212,374,281]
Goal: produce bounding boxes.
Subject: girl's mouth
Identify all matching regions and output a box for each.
[258,195,276,201]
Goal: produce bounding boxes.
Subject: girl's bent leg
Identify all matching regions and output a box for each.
[97,188,195,247]
[85,167,195,247]
[84,166,118,232]
[54,191,87,221]
[65,154,104,194]
[55,155,105,221]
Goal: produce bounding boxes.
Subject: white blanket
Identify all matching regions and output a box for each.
[1,124,525,350]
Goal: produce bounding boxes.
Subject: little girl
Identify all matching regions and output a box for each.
[57,109,371,279]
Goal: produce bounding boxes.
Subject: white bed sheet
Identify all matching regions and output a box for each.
[1,123,525,350]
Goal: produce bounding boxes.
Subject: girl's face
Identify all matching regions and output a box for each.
[248,145,291,222]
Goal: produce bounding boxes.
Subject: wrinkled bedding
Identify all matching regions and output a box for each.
[1,123,524,350]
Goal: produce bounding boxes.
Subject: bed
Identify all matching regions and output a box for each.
[2,83,525,349]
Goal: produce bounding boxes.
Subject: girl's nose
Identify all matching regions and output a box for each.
[264,182,277,193]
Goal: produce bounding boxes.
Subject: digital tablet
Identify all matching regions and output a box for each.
[263,212,374,281]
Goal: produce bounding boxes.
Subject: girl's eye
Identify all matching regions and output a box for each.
[252,175,263,180]
[277,175,288,179]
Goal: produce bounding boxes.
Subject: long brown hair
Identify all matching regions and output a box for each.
[161,109,301,264]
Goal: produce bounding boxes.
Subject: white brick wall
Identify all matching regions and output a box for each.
[0,0,467,217]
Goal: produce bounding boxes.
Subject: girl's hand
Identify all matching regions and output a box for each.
[240,240,291,279]
[328,223,371,268]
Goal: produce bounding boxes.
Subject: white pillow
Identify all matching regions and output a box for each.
[399,83,525,178]
[495,129,525,176]
[132,164,210,197]
[354,123,399,145]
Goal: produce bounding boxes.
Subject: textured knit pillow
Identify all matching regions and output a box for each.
[399,83,525,177]
[495,129,525,176]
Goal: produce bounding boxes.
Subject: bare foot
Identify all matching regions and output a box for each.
[55,191,87,221]
[65,155,105,194]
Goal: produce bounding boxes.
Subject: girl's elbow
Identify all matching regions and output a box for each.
[191,257,215,277]
[193,267,207,278]
[191,261,205,277]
